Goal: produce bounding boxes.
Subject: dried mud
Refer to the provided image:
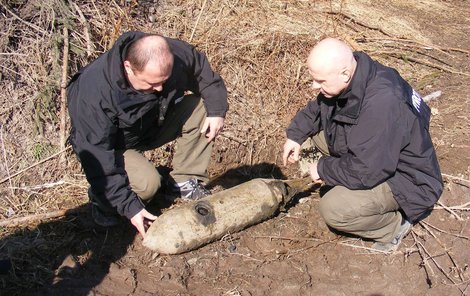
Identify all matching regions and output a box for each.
[0,1,469,295]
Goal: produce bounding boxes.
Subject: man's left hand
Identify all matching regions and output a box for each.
[201,117,224,142]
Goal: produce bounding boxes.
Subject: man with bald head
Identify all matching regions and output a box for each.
[283,38,442,252]
[68,32,228,237]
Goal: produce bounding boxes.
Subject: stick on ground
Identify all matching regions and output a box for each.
[0,206,88,228]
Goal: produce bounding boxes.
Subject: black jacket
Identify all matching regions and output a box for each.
[287,52,442,223]
[68,32,228,219]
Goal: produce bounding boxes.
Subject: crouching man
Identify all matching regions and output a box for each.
[283,38,442,252]
[68,32,228,236]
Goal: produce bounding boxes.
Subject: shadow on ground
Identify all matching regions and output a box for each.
[0,204,136,295]
[0,162,293,295]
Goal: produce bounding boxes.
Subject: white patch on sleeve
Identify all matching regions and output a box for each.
[412,89,423,113]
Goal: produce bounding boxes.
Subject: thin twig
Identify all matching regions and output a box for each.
[374,51,470,77]
[437,201,464,221]
[0,125,18,208]
[442,173,470,184]
[0,1,48,35]
[327,11,393,37]
[412,231,434,287]
[287,242,326,256]
[358,37,470,55]
[419,222,467,283]
[0,64,30,81]
[338,242,391,254]
[70,0,93,57]
[420,221,470,241]
[0,126,13,195]
[219,132,247,146]
[0,146,72,184]
[0,52,28,56]
[228,252,263,262]
[357,37,452,58]
[253,235,322,242]
[8,180,66,192]
[434,204,470,211]
[189,0,208,43]
[0,93,37,116]
[414,232,464,292]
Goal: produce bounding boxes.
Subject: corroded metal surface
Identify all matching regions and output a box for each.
[143,179,293,254]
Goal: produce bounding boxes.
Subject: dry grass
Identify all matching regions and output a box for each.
[1,0,467,219]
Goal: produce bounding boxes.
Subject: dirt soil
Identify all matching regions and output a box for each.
[1,1,469,295]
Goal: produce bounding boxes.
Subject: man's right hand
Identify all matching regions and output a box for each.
[283,139,301,166]
[130,208,157,237]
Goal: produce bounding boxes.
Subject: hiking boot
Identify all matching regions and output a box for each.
[167,178,210,201]
[371,218,412,253]
[88,188,120,227]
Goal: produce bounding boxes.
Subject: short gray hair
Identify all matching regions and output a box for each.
[125,34,174,74]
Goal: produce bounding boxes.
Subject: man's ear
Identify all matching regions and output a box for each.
[123,61,133,75]
[341,68,352,83]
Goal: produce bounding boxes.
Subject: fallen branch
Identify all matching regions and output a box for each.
[0,146,72,184]
[59,26,70,162]
[0,206,88,228]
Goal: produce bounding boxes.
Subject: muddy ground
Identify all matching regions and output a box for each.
[0,0,469,295]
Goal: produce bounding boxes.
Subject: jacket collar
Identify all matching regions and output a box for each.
[332,52,376,124]
[107,31,147,94]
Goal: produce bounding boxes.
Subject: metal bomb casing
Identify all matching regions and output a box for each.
[143,178,290,254]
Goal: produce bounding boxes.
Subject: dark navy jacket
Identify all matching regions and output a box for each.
[68,32,228,219]
[287,52,442,223]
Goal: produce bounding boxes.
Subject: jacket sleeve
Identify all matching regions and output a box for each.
[172,39,228,117]
[318,95,409,189]
[68,89,145,219]
[286,99,322,144]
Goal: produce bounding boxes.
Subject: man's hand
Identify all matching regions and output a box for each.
[283,139,301,166]
[201,117,224,142]
[309,161,322,183]
[130,208,157,237]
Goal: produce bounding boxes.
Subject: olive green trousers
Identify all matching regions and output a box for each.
[122,95,212,202]
[308,132,403,243]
